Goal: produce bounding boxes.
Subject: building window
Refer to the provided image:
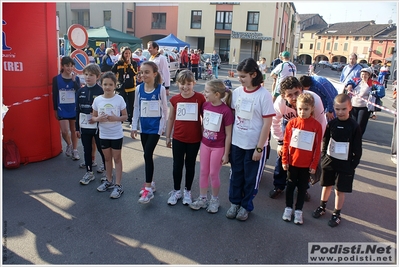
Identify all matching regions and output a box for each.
[344,43,348,51]
[328,36,331,39]
[388,47,395,54]
[191,10,202,29]
[346,36,349,40]
[318,36,321,39]
[378,40,383,44]
[311,33,315,39]
[317,42,320,50]
[336,36,339,40]
[247,12,259,31]
[326,42,331,50]
[363,47,368,54]
[127,11,133,29]
[354,37,359,41]
[301,33,304,38]
[300,43,303,49]
[104,11,111,27]
[334,43,338,51]
[353,46,358,53]
[364,37,370,41]
[215,11,232,30]
[310,43,313,49]
[152,13,166,29]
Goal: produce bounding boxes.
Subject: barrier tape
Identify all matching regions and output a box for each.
[5,94,51,108]
[348,91,397,116]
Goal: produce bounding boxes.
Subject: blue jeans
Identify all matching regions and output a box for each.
[212,64,218,79]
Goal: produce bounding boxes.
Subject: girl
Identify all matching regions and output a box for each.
[165,70,206,206]
[92,72,128,199]
[189,80,234,213]
[257,57,267,85]
[281,93,323,225]
[227,58,275,221]
[131,62,168,204]
[52,56,81,160]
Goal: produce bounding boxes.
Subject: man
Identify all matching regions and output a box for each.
[270,54,282,71]
[180,46,189,70]
[147,41,170,96]
[270,51,297,102]
[190,49,200,81]
[270,76,327,200]
[339,52,362,86]
[84,44,96,64]
[211,50,220,79]
[95,43,106,67]
[299,75,338,121]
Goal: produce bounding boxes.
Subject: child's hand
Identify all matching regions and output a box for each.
[97,113,108,122]
[131,130,137,139]
[309,168,316,174]
[282,164,288,171]
[75,131,81,139]
[166,138,172,148]
[252,151,261,161]
[221,154,229,165]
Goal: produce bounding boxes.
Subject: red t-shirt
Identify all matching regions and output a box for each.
[170,92,206,143]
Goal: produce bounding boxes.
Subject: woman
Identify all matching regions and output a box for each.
[101,48,115,72]
[111,47,138,125]
[345,67,385,135]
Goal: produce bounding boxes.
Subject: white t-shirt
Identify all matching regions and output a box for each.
[92,94,126,140]
[271,61,297,94]
[231,85,275,149]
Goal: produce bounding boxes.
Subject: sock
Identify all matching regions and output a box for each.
[151,181,155,187]
[145,187,152,192]
[211,195,218,200]
[320,201,327,209]
[333,209,341,216]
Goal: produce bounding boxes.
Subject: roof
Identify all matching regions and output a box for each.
[316,21,389,36]
[298,14,319,22]
[302,24,328,32]
[374,25,397,39]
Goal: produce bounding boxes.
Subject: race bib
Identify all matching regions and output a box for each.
[79,113,97,129]
[59,90,75,104]
[289,128,315,151]
[99,107,119,123]
[141,100,160,117]
[203,110,222,132]
[176,102,198,121]
[235,98,253,120]
[327,138,349,160]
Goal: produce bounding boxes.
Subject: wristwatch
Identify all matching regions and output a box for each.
[256,147,263,153]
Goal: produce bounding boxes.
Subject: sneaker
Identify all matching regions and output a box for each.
[138,189,154,204]
[269,188,283,199]
[226,204,240,219]
[305,191,311,202]
[97,180,115,192]
[206,198,220,214]
[110,184,124,199]
[65,144,73,157]
[79,161,97,168]
[328,214,341,227]
[167,190,182,205]
[139,181,156,196]
[182,188,192,205]
[71,150,80,160]
[236,206,249,221]
[97,163,105,173]
[189,197,208,210]
[80,171,95,185]
[282,207,293,222]
[391,155,397,164]
[312,206,326,218]
[294,210,303,225]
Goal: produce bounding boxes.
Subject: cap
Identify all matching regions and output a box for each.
[281,51,290,58]
[360,67,372,75]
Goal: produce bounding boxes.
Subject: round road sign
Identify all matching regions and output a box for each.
[70,49,89,74]
[67,24,88,50]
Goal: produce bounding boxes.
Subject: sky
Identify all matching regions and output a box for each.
[294,1,397,25]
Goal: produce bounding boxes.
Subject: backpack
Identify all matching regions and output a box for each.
[3,139,21,169]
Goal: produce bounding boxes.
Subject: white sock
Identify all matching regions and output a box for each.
[145,187,152,192]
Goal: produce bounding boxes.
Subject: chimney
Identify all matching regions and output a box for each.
[370,20,375,25]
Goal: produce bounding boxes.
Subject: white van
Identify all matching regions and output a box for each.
[142,49,180,82]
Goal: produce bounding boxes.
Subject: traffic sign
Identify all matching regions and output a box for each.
[70,49,89,74]
[67,24,88,50]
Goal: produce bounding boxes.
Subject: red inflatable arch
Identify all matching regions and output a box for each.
[3,3,61,163]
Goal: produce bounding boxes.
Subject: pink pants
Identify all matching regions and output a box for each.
[199,142,224,189]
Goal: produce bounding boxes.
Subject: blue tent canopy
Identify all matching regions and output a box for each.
[154,33,189,50]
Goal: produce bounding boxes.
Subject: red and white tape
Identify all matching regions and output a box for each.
[5,94,51,108]
[348,92,396,116]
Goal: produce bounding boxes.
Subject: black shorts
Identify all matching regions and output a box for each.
[320,169,355,193]
[58,117,76,120]
[100,138,123,150]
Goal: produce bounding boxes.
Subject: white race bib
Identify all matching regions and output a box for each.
[176,102,198,121]
[203,110,222,132]
[327,138,349,160]
[59,90,75,104]
[235,98,253,120]
[99,107,119,123]
[289,128,315,151]
[79,113,97,129]
[141,100,160,117]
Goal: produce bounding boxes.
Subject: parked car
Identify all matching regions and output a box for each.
[142,49,180,82]
[318,60,332,68]
[200,53,221,69]
[330,62,345,71]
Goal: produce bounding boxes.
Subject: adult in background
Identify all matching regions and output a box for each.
[300,75,338,121]
[147,41,170,96]
[211,50,220,79]
[190,49,200,81]
[270,53,282,71]
[101,48,115,73]
[270,51,296,102]
[340,52,362,86]
[84,43,96,64]
[95,42,106,67]
[180,46,189,70]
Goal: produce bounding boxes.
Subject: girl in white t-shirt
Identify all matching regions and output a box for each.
[92,72,127,199]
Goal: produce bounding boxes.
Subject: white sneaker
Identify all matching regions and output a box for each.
[282,207,293,222]
[110,184,124,199]
[182,188,192,205]
[294,210,303,225]
[79,161,97,168]
[206,198,220,214]
[80,171,95,185]
[71,150,80,160]
[138,189,154,204]
[189,197,208,210]
[391,155,397,164]
[139,181,156,196]
[167,190,182,205]
[65,144,73,157]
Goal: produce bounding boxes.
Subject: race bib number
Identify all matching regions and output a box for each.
[79,113,97,129]
[235,98,253,120]
[203,110,222,132]
[176,102,198,121]
[141,100,160,117]
[59,90,75,104]
[290,128,315,151]
[327,138,349,160]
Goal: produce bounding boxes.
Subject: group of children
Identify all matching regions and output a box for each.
[54,56,362,227]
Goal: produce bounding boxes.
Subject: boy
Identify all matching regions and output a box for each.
[75,64,106,185]
[312,93,362,227]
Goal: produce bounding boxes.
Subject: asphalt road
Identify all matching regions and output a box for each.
[2,62,397,265]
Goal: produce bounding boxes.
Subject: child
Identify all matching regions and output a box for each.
[312,93,362,227]
[75,64,107,185]
[165,70,206,206]
[131,62,168,204]
[281,93,323,225]
[189,80,234,213]
[52,56,81,160]
[92,72,128,199]
[227,58,275,221]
